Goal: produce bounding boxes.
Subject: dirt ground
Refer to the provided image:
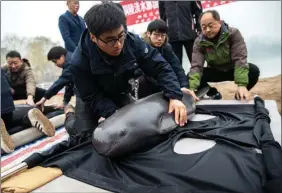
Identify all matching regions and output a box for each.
[15,74,281,114]
[210,74,281,114]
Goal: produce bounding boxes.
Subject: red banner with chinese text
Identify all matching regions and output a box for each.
[120,1,236,26]
[120,1,160,26]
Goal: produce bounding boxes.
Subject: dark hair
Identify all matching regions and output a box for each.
[84,2,126,37]
[199,10,221,23]
[22,58,31,67]
[6,50,21,59]
[115,2,124,13]
[47,46,67,61]
[147,19,168,34]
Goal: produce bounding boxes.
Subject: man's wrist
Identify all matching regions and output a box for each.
[169,96,182,101]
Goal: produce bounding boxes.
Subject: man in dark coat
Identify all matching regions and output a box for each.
[36,46,74,109]
[59,0,86,52]
[69,2,189,137]
[159,1,202,65]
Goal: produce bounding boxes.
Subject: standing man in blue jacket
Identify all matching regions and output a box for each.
[36,46,74,109]
[69,2,189,137]
[59,0,86,52]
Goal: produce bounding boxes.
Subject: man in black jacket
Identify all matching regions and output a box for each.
[139,19,199,100]
[159,1,202,65]
[36,46,74,109]
[70,2,188,135]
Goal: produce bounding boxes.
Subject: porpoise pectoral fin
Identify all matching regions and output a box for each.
[158,113,177,135]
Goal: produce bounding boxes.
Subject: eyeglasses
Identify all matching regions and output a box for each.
[97,31,127,47]
[152,33,167,39]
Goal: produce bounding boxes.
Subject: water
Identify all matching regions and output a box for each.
[182,47,281,79]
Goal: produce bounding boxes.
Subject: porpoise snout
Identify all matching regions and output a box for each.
[92,126,114,155]
[93,125,128,156]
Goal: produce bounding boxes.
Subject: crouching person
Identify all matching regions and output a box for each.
[2,50,46,105]
[136,19,198,100]
[36,46,74,110]
[188,10,260,101]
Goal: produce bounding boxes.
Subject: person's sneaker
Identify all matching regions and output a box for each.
[27,108,55,137]
[0,118,15,153]
[64,104,75,114]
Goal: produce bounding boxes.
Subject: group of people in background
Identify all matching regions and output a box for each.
[1,0,260,153]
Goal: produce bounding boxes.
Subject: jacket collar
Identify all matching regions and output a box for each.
[65,10,83,29]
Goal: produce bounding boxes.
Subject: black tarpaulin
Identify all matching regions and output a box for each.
[25,97,282,193]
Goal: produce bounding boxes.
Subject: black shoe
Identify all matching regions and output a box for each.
[205,87,222,100]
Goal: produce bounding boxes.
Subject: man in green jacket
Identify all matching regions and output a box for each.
[188,10,260,101]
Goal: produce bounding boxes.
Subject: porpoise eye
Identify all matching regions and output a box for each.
[120,130,126,137]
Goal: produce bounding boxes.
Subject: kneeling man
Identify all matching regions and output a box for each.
[188,10,260,101]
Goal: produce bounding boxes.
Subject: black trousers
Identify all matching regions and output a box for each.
[65,95,135,140]
[170,40,194,65]
[13,87,46,103]
[1,106,33,134]
[189,63,260,95]
[64,97,97,138]
[1,105,61,135]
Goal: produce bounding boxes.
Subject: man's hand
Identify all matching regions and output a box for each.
[181,88,200,101]
[36,97,47,111]
[235,86,250,101]
[26,95,35,106]
[168,99,187,126]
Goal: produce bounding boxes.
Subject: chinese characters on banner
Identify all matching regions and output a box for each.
[201,0,235,9]
[120,1,160,26]
[120,1,235,26]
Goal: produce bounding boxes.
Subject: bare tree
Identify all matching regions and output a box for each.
[1,34,62,84]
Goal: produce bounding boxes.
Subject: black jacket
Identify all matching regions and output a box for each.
[159,1,202,42]
[44,52,74,104]
[157,44,188,88]
[1,69,15,115]
[141,33,188,88]
[69,30,183,119]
